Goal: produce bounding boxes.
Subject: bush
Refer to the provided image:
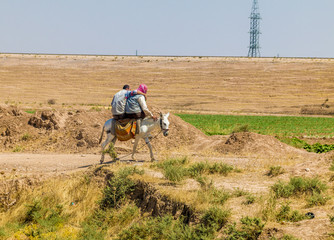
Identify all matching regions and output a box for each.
[267,166,284,177]
[225,216,265,240]
[276,203,306,222]
[271,177,327,198]
[188,162,207,177]
[243,194,256,205]
[99,167,143,209]
[232,124,249,133]
[208,163,234,176]
[197,186,230,205]
[103,142,117,160]
[117,215,195,240]
[163,165,188,183]
[199,207,230,232]
[307,192,330,207]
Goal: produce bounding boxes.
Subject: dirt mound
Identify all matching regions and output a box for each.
[215,132,310,157]
[0,105,210,153]
[28,111,61,130]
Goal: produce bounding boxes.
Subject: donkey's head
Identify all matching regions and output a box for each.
[159,112,170,137]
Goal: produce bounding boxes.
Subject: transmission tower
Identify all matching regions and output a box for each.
[248,0,261,57]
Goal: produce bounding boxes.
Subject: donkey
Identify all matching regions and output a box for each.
[99,113,170,163]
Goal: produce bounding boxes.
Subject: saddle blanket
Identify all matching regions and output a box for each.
[115,119,137,141]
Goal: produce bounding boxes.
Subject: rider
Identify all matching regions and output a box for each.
[111,84,146,120]
[125,84,157,133]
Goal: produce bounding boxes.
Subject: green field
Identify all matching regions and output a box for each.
[176,114,334,138]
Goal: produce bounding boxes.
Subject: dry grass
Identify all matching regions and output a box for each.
[0,170,102,231]
[1,54,334,115]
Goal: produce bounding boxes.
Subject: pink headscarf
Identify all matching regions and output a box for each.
[137,84,148,94]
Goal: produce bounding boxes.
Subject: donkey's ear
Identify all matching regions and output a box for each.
[159,112,162,117]
[166,112,170,118]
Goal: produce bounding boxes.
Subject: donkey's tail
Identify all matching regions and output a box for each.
[98,125,105,144]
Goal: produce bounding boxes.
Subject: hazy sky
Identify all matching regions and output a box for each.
[1,0,333,58]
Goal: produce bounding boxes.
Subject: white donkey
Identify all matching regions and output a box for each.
[99,113,170,163]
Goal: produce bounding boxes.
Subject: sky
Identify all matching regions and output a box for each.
[1,0,333,58]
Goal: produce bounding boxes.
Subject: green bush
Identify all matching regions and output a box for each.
[208,163,234,176]
[188,162,207,177]
[271,177,327,198]
[117,215,196,240]
[276,203,306,222]
[21,200,65,238]
[199,207,230,232]
[163,165,188,183]
[99,167,143,209]
[197,186,230,205]
[225,216,265,240]
[307,192,330,207]
[232,124,249,134]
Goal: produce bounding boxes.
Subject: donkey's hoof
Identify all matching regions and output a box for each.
[100,158,104,164]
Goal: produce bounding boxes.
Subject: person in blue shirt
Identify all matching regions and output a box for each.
[111,85,146,120]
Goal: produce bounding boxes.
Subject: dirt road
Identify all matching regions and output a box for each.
[0,153,103,176]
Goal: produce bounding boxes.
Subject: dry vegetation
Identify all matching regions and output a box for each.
[0,53,334,115]
[1,54,334,239]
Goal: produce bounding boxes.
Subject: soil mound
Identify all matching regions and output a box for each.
[215,132,309,157]
[0,105,210,153]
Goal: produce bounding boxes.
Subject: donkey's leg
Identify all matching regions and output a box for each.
[100,133,113,164]
[131,136,140,161]
[144,137,155,161]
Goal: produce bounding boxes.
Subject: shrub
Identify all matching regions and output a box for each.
[199,207,230,232]
[103,142,117,160]
[271,181,294,198]
[329,214,334,223]
[163,165,188,183]
[197,186,230,205]
[267,166,284,177]
[232,124,249,133]
[271,177,327,198]
[117,215,195,240]
[188,162,207,177]
[276,203,306,222]
[243,194,256,205]
[307,192,330,207]
[232,188,249,197]
[208,163,234,176]
[99,167,143,209]
[225,216,264,240]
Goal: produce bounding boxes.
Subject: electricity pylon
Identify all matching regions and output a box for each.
[248,0,261,57]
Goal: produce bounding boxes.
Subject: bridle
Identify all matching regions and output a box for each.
[160,117,169,131]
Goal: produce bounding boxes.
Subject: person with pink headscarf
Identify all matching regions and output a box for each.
[125,84,157,133]
[111,84,146,120]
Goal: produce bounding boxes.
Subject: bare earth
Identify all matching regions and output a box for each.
[1,54,334,239]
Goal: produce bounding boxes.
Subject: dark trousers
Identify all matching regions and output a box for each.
[113,114,125,120]
[124,112,145,119]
